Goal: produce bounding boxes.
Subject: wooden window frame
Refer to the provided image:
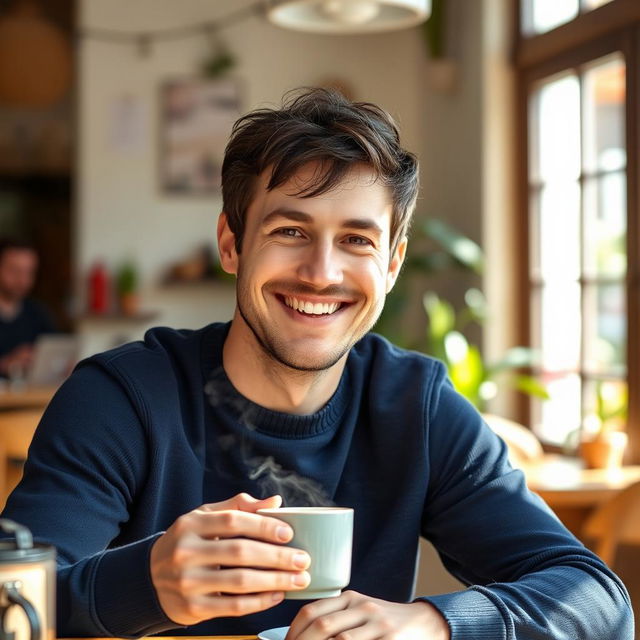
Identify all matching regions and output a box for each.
[514,0,640,462]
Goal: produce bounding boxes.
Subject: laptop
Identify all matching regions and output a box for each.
[26,334,80,387]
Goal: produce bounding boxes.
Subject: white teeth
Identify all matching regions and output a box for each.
[284,296,341,315]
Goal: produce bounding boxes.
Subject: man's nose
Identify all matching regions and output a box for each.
[296,241,344,287]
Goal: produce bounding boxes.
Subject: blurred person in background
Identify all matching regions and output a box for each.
[0,238,55,378]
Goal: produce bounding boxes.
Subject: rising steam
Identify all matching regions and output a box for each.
[205,367,333,507]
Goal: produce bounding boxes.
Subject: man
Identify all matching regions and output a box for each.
[2,89,633,639]
[0,238,55,378]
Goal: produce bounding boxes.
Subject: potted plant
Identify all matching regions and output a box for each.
[116,260,139,316]
[422,290,548,411]
[376,218,548,410]
[579,381,628,469]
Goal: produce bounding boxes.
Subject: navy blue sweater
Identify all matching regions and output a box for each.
[2,323,633,638]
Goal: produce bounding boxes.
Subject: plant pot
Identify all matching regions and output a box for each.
[119,292,139,317]
[579,431,628,470]
[427,58,457,94]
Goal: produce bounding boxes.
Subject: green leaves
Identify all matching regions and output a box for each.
[423,292,454,340]
[422,290,547,411]
[421,219,484,274]
[376,216,548,412]
[514,375,549,400]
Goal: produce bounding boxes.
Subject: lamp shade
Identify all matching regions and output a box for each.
[0,0,72,107]
[266,0,431,34]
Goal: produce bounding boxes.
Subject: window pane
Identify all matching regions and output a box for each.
[583,55,626,174]
[583,284,626,376]
[581,0,614,9]
[583,173,626,278]
[530,74,581,183]
[537,182,581,281]
[522,0,613,35]
[521,0,579,35]
[527,50,629,447]
[533,374,581,445]
[532,283,581,371]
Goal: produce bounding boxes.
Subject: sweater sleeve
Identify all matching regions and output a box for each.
[418,370,634,640]
[1,364,178,638]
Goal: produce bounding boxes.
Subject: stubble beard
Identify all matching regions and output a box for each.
[235,277,382,373]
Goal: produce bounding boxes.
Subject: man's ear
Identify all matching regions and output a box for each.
[386,236,407,294]
[217,212,239,275]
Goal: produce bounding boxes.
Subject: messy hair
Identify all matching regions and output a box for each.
[221,87,419,255]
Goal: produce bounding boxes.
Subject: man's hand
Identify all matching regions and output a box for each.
[0,344,34,377]
[287,591,450,640]
[150,493,311,625]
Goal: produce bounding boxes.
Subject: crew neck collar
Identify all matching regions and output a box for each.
[200,323,351,438]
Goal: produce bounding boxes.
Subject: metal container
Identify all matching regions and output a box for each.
[0,520,55,640]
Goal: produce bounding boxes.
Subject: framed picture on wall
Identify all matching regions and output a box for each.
[160,77,241,194]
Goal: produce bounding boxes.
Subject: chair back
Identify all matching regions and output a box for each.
[580,480,640,566]
[0,409,42,506]
[482,413,544,469]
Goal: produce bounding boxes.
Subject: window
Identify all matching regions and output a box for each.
[521,0,615,36]
[516,0,640,457]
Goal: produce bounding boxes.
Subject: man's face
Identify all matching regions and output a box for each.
[0,249,38,302]
[218,163,406,372]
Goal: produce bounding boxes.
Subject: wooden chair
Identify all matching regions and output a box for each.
[0,409,42,507]
[482,413,544,469]
[580,480,640,566]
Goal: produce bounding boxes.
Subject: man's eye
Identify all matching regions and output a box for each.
[347,236,373,246]
[276,228,303,238]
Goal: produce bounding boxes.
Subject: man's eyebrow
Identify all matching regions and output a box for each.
[262,208,384,236]
[261,208,313,225]
[342,218,384,236]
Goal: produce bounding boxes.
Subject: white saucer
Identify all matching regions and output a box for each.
[257,626,289,640]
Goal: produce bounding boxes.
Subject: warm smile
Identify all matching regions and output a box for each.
[277,295,349,317]
[284,296,342,315]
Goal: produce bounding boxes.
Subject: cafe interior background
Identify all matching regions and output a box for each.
[1,0,640,630]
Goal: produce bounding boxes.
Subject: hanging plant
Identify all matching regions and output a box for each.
[421,0,447,58]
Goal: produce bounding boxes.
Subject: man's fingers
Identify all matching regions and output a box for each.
[177,538,311,571]
[201,492,283,514]
[186,591,286,619]
[180,566,310,596]
[289,607,375,640]
[174,507,294,544]
[288,592,371,639]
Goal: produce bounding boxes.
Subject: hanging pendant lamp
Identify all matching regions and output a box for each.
[266,0,431,34]
[0,0,72,107]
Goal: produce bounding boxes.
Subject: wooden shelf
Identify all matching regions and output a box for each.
[160,277,235,289]
[77,311,159,323]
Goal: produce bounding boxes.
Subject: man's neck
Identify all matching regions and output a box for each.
[222,315,347,415]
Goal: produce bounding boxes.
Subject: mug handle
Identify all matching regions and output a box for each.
[0,582,41,640]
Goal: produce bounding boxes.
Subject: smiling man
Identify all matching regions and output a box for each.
[2,89,633,640]
[220,163,404,413]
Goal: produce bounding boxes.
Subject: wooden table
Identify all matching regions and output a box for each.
[62,637,256,640]
[522,454,640,537]
[0,385,57,410]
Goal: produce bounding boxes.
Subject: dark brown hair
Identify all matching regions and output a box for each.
[0,238,36,262]
[221,87,419,254]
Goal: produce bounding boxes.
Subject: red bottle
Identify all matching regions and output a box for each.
[89,262,110,314]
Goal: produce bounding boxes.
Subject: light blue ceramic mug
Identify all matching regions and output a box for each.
[258,507,353,599]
